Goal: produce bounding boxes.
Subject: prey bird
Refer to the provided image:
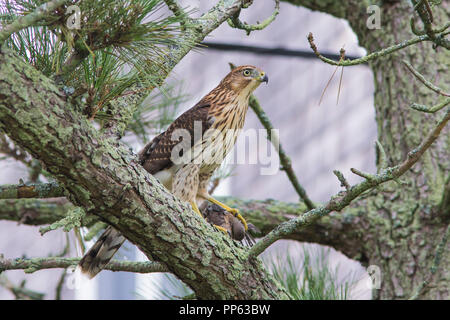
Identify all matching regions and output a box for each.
[79,65,268,278]
[202,203,259,246]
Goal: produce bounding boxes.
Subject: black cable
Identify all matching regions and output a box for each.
[199,41,364,62]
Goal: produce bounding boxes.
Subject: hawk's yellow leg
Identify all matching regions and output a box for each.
[190,200,229,235]
[190,201,203,218]
[206,197,248,231]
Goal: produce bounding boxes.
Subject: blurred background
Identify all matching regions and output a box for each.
[0,0,376,299]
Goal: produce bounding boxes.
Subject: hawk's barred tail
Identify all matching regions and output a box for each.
[78,226,126,279]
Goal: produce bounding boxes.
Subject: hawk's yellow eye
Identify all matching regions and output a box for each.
[243,69,251,77]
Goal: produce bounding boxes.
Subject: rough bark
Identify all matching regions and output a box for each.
[0,48,289,299]
[283,0,450,299]
[1,196,365,260]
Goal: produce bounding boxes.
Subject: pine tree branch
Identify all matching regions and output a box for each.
[0,0,67,43]
[248,108,450,258]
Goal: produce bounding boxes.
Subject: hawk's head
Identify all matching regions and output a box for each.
[221,65,268,95]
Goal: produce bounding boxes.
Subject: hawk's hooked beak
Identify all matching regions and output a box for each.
[259,72,269,84]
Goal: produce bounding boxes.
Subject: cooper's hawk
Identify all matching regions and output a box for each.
[79,65,268,278]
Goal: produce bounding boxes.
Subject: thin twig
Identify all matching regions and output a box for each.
[0,275,45,300]
[402,60,449,97]
[227,0,280,35]
[350,168,375,181]
[410,0,450,48]
[333,170,350,191]
[411,98,450,113]
[249,98,315,210]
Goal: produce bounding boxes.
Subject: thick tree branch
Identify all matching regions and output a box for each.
[0,48,287,299]
[0,196,365,259]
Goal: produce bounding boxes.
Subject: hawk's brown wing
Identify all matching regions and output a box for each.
[139,102,214,174]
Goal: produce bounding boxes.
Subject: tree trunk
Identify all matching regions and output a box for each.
[356,5,449,300]
[283,0,449,299]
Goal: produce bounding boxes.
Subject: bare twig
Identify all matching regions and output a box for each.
[350,168,375,181]
[228,0,280,35]
[411,98,450,113]
[402,60,450,97]
[375,140,388,172]
[333,170,350,191]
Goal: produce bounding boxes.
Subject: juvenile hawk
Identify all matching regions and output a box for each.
[79,65,268,278]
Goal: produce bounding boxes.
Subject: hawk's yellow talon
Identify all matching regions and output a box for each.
[214,225,229,235]
[206,196,248,231]
[234,212,248,232]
